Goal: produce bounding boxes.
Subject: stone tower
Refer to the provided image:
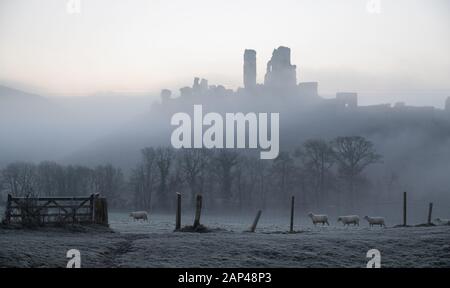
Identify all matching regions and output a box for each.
[243,49,257,89]
[264,46,297,88]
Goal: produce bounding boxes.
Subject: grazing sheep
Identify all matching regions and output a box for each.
[434,218,450,226]
[338,215,360,226]
[364,216,385,227]
[307,212,329,226]
[129,211,148,221]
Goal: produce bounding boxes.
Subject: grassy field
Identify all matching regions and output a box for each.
[1,212,449,268]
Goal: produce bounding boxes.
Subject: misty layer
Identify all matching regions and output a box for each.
[171,105,279,159]
[1,47,450,219]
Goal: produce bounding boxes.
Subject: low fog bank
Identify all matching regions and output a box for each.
[1,84,450,221]
[0,86,154,165]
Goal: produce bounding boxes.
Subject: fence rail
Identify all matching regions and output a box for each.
[3,193,108,226]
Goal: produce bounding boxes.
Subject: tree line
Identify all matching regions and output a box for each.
[0,136,381,212]
[0,163,126,208]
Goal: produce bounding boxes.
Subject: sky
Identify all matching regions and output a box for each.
[0,0,449,106]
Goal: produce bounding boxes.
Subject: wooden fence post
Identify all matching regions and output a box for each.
[427,202,433,225]
[193,194,202,229]
[250,210,262,232]
[94,196,108,225]
[290,196,295,233]
[90,194,95,223]
[4,194,12,224]
[403,191,407,226]
[175,192,181,231]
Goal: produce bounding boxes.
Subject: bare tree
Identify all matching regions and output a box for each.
[234,156,269,210]
[130,165,147,210]
[63,165,95,197]
[141,147,157,209]
[384,171,400,202]
[1,161,128,209]
[131,147,158,210]
[180,148,211,206]
[36,161,64,197]
[252,159,270,210]
[167,161,183,207]
[2,162,38,197]
[155,147,174,210]
[270,151,296,202]
[332,136,381,209]
[296,139,335,207]
[234,159,248,210]
[212,150,239,204]
[93,164,125,207]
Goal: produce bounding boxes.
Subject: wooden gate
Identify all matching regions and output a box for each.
[3,194,108,226]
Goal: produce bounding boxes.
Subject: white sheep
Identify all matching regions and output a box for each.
[364,216,385,227]
[434,218,450,226]
[307,212,329,226]
[338,215,360,226]
[129,211,148,221]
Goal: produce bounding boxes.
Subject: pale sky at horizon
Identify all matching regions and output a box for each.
[0,0,449,106]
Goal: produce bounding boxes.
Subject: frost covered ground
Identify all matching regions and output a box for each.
[0,211,449,268]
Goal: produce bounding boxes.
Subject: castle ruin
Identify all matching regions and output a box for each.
[243,49,257,90]
[264,46,297,88]
[159,46,447,118]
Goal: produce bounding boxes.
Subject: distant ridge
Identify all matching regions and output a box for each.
[0,85,44,101]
